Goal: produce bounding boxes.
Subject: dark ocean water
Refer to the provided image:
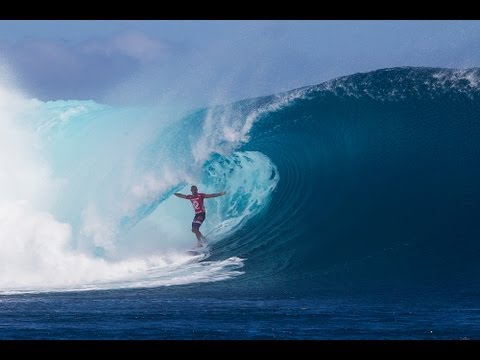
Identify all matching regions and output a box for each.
[1,67,480,340]
[1,286,480,340]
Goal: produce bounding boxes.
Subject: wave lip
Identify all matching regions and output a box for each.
[304,66,480,101]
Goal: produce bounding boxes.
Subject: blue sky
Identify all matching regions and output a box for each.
[1,20,480,107]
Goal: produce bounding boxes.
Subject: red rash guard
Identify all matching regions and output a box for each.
[186,193,206,214]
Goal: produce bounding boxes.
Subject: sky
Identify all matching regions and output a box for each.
[1,20,480,107]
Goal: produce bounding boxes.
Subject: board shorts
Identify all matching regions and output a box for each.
[192,212,206,229]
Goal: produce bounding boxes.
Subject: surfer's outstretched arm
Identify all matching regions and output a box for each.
[204,191,226,198]
[174,193,188,199]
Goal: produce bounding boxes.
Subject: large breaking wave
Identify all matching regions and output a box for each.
[1,66,479,294]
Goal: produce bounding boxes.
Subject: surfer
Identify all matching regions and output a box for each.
[174,185,226,247]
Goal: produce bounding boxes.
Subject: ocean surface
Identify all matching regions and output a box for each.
[1,67,479,340]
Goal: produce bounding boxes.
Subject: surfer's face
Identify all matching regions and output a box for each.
[191,186,198,194]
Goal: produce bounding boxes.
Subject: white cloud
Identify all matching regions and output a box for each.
[111,31,168,62]
[83,30,169,63]
[28,40,81,71]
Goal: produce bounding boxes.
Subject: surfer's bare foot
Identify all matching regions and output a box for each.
[197,242,203,248]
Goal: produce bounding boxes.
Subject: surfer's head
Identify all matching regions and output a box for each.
[191,185,198,194]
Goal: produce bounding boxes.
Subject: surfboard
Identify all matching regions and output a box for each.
[186,245,209,256]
